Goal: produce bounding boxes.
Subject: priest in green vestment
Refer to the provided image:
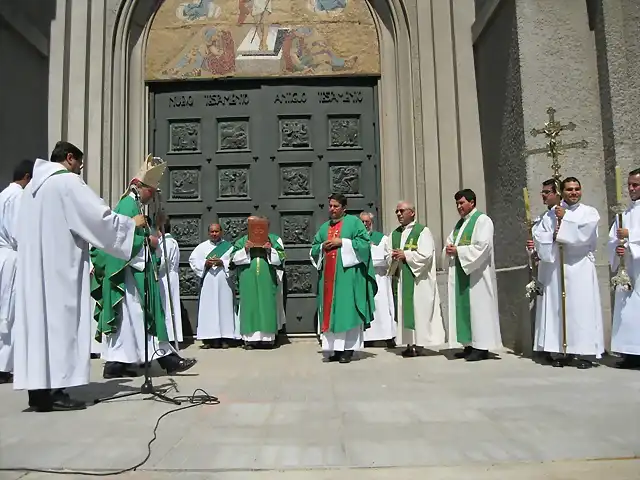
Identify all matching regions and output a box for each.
[359,212,396,347]
[230,216,286,349]
[91,155,197,378]
[443,189,502,362]
[311,194,377,364]
[389,201,444,357]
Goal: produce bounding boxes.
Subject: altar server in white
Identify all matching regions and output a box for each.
[13,141,144,412]
[189,223,237,348]
[609,168,640,369]
[0,160,33,384]
[533,177,604,369]
[158,218,183,344]
[389,202,444,357]
[444,189,502,361]
[360,212,396,347]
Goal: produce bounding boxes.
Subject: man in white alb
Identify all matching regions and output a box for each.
[13,141,144,412]
[0,159,33,384]
[158,217,184,345]
[390,201,445,357]
[444,189,502,361]
[533,176,604,369]
[360,212,396,348]
[189,223,237,348]
[609,168,640,369]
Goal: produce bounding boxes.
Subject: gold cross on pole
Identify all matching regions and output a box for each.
[522,107,588,181]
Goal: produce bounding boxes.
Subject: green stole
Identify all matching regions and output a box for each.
[391,223,425,330]
[369,231,384,246]
[90,195,168,342]
[452,210,482,343]
[207,239,232,259]
[231,234,285,335]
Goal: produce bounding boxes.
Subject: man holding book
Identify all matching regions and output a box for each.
[230,216,286,349]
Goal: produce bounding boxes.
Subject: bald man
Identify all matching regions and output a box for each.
[189,223,238,348]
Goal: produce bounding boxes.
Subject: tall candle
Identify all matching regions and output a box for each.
[523,187,531,224]
[615,166,623,203]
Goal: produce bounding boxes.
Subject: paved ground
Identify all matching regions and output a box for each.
[1,341,640,479]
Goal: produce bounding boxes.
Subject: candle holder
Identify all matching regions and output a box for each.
[610,203,633,292]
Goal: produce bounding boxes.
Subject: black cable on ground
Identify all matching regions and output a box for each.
[0,387,219,476]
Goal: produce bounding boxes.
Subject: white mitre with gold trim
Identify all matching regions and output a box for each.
[121,154,167,200]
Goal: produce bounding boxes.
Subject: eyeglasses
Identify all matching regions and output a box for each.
[395,209,408,214]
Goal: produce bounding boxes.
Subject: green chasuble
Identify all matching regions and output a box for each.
[231,234,285,335]
[369,231,384,246]
[452,210,483,344]
[90,195,168,342]
[390,223,425,330]
[311,214,377,333]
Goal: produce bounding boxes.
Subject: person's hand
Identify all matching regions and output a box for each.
[245,240,255,251]
[205,258,216,268]
[617,228,629,240]
[616,245,626,257]
[133,214,147,228]
[323,238,342,251]
[554,206,565,220]
[264,241,272,249]
[445,244,457,256]
[212,258,223,267]
[391,249,406,261]
[148,235,159,249]
[526,240,535,251]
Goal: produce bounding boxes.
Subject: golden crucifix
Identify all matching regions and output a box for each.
[522,107,588,181]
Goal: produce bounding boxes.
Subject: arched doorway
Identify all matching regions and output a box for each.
[145,0,386,334]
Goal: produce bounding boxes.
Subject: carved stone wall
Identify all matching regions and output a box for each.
[146,0,380,80]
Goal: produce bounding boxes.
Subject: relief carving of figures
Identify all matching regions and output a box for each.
[221,217,248,242]
[281,167,310,195]
[286,265,313,294]
[162,26,236,78]
[283,215,311,244]
[176,0,222,21]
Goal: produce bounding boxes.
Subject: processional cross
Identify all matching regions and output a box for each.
[522,107,588,181]
[521,107,588,354]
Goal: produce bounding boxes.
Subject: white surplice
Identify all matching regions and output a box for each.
[189,240,238,340]
[363,235,396,342]
[444,209,502,351]
[158,234,183,343]
[608,200,640,355]
[0,183,23,373]
[102,193,175,364]
[311,238,364,352]
[391,223,445,347]
[232,236,285,342]
[13,159,137,390]
[533,201,604,357]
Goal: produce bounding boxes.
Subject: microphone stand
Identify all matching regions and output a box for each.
[95,187,180,406]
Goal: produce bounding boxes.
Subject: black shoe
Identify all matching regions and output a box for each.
[465,348,489,362]
[325,352,341,362]
[386,339,397,349]
[159,356,197,375]
[0,371,12,384]
[90,353,101,360]
[103,361,139,379]
[339,350,354,364]
[401,346,418,358]
[574,358,593,370]
[454,346,473,359]
[616,355,640,369]
[28,389,86,412]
